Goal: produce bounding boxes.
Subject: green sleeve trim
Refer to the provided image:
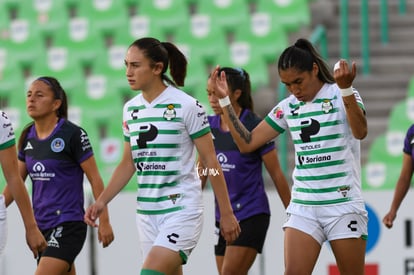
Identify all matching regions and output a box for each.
[264,117,285,133]
[0,139,15,150]
[190,127,210,140]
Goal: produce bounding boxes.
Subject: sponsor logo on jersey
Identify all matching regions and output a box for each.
[137,162,166,172]
[79,129,92,151]
[273,107,284,119]
[298,154,332,166]
[3,122,12,128]
[299,118,320,142]
[291,106,299,116]
[217,152,235,172]
[6,130,14,138]
[131,109,139,119]
[201,116,209,127]
[137,124,158,148]
[30,161,55,180]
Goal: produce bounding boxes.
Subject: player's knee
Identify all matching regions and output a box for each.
[140,268,165,275]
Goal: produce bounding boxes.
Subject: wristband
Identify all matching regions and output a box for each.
[340,87,354,97]
[218,96,231,107]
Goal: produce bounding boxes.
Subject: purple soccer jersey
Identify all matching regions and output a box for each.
[209,109,274,222]
[18,119,93,230]
[403,124,414,159]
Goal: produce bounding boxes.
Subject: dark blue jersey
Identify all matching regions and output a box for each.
[18,119,93,230]
[209,109,274,222]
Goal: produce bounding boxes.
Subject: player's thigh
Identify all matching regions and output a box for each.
[284,227,321,275]
[221,245,257,275]
[35,256,74,275]
[330,237,366,275]
[143,245,183,275]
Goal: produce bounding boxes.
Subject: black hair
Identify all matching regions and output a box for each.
[277,38,335,84]
[218,67,254,111]
[129,37,187,87]
[18,76,68,151]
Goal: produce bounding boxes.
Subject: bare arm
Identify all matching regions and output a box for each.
[383,153,413,228]
[262,149,291,208]
[196,158,209,189]
[194,134,240,243]
[1,145,46,258]
[84,142,136,226]
[334,60,367,139]
[211,66,280,153]
[81,156,114,247]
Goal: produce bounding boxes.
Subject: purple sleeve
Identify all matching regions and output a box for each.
[403,124,414,155]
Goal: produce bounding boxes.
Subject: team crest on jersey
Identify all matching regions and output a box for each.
[163,104,176,121]
[337,185,351,197]
[51,138,65,152]
[168,193,181,204]
[273,107,284,119]
[321,99,333,113]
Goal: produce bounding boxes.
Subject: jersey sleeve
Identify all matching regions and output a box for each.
[352,88,365,112]
[185,99,210,140]
[71,127,94,164]
[0,111,15,150]
[403,124,414,155]
[122,102,131,142]
[264,100,288,134]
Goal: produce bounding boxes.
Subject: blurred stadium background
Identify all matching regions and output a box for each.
[1,0,414,274]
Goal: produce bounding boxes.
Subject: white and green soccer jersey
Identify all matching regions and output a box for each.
[0,111,15,150]
[265,83,365,207]
[123,86,210,215]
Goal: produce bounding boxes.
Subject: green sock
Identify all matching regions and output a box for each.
[140,268,165,275]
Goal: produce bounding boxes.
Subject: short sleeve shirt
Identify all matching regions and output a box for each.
[403,124,414,159]
[0,111,15,150]
[123,86,209,215]
[18,119,93,230]
[264,83,365,208]
[209,109,274,221]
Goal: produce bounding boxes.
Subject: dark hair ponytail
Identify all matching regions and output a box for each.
[130,37,188,87]
[278,38,334,84]
[219,67,254,111]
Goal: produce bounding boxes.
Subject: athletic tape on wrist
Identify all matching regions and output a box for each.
[218,96,231,107]
[340,87,354,97]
